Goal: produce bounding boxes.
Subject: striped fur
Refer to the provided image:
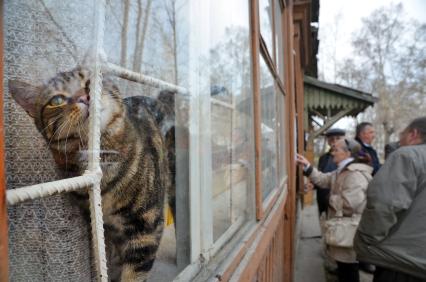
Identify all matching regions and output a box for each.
[9,68,174,282]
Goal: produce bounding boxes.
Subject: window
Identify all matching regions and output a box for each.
[4,0,255,281]
[259,57,278,200]
[4,0,292,280]
[209,0,254,242]
[259,0,274,57]
[277,90,288,185]
[256,0,287,206]
[275,0,285,78]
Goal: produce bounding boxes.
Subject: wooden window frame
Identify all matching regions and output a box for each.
[252,0,288,220]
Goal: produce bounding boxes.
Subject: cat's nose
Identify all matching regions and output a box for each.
[77,94,90,106]
[75,88,90,106]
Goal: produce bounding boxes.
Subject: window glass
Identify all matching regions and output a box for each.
[259,0,274,58]
[5,0,191,280]
[4,0,257,279]
[277,91,287,184]
[209,0,254,241]
[103,0,193,279]
[104,0,189,85]
[259,56,278,200]
[274,0,285,79]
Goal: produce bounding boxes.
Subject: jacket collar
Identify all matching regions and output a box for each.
[356,137,372,148]
[345,163,374,174]
[337,157,354,174]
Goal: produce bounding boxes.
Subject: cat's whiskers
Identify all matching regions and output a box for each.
[46,118,66,148]
[47,117,70,150]
[40,115,62,137]
[63,115,76,172]
[64,110,85,170]
[76,119,85,148]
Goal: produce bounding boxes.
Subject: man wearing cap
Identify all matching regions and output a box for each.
[315,128,346,216]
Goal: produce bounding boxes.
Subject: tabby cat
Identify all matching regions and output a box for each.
[9,67,175,282]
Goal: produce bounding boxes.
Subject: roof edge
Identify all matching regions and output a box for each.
[304,75,378,104]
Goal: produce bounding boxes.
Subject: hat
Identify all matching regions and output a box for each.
[325,128,346,137]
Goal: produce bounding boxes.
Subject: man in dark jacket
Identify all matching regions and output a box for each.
[355,122,381,175]
[354,116,426,282]
[315,128,345,215]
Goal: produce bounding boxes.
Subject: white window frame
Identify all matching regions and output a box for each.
[176,1,256,281]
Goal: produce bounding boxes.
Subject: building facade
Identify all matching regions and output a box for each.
[0,0,318,281]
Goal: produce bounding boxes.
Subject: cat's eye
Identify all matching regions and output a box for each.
[48,95,67,107]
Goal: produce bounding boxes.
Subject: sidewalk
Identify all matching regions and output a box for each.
[295,201,326,282]
[295,198,373,282]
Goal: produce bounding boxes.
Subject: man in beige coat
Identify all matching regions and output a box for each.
[297,139,373,282]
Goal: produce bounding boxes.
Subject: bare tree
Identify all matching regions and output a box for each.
[209,27,251,96]
[132,0,152,72]
[335,59,372,92]
[336,3,426,149]
[318,11,343,82]
[154,0,182,84]
[120,0,130,67]
[165,0,179,84]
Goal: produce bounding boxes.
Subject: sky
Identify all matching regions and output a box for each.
[318,0,426,82]
[317,0,426,133]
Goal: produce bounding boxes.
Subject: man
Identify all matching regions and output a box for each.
[315,128,345,216]
[355,122,381,175]
[355,122,382,274]
[354,116,426,282]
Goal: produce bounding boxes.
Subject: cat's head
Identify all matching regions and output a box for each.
[8,67,124,152]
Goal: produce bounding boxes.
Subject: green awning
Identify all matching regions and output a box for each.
[304,76,378,141]
[304,75,377,117]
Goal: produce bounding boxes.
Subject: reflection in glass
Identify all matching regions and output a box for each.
[259,0,274,57]
[277,92,287,184]
[209,0,253,241]
[104,0,192,278]
[259,56,278,200]
[274,0,285,78]
[104,0,188,85]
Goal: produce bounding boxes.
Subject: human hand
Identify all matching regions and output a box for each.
[304,181,314,193]
[296,154,311,167]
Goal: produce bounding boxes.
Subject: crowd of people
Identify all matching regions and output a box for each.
[296,116,426,282]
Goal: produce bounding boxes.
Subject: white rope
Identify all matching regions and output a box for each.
[102,62,189,95]
[6,173,100,205]
[88,0,108,280]
[211,97,235,110]
[88,179,107,281]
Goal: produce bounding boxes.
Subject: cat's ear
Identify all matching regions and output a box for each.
[8,80,41,118]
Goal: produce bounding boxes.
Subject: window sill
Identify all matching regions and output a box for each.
[179,185,289,282]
